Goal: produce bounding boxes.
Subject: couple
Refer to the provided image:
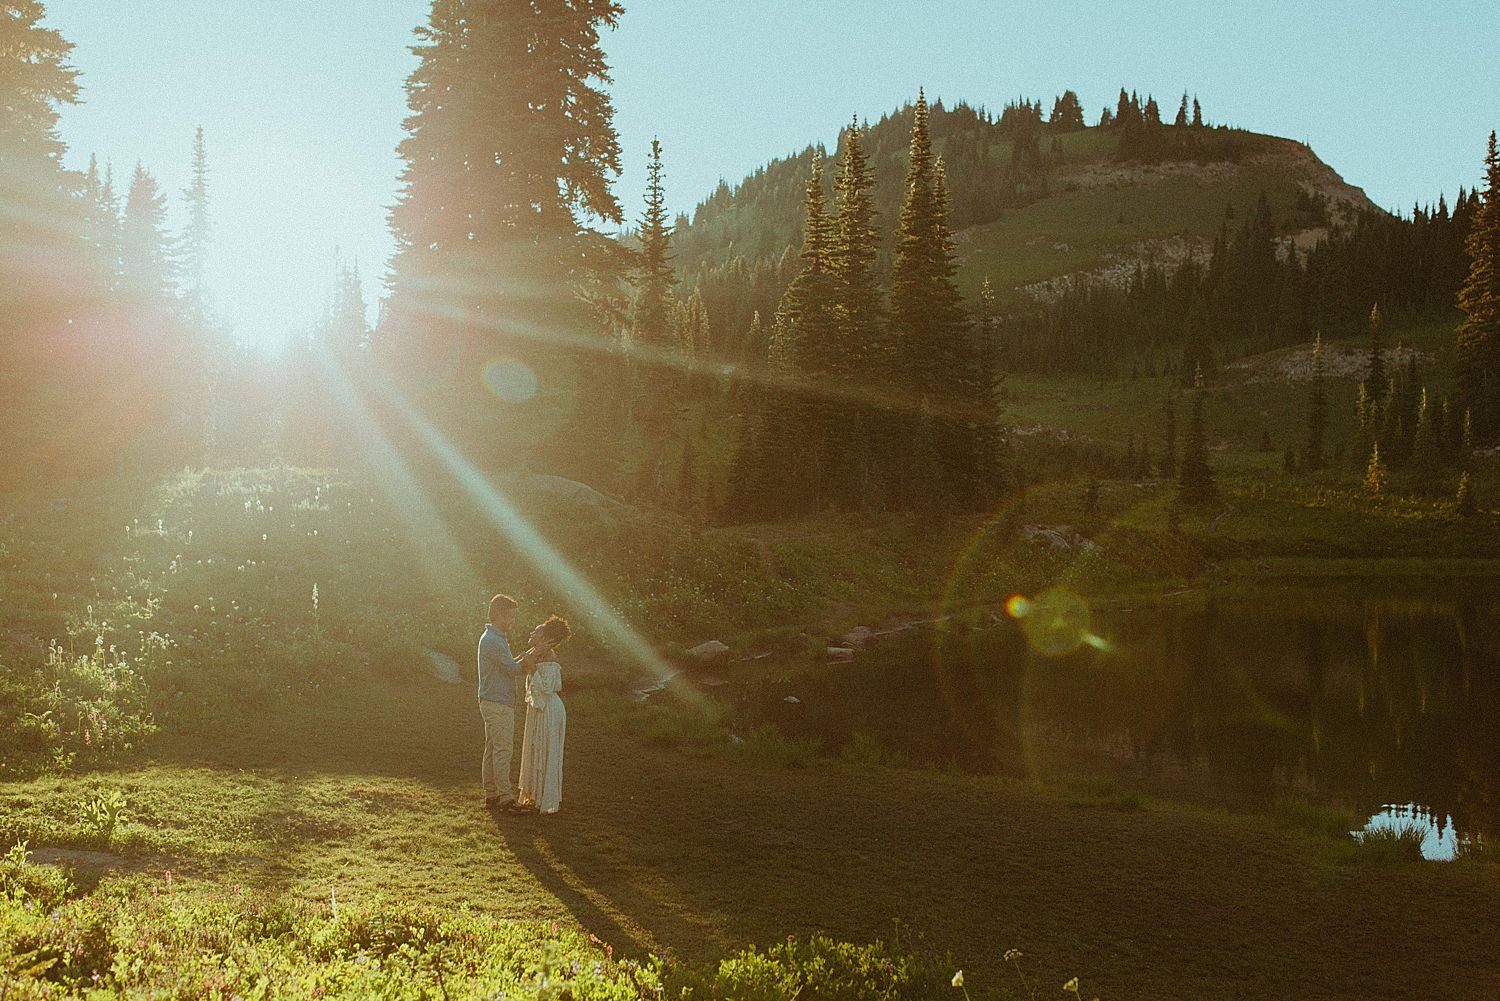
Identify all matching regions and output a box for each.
[477,593,570,815]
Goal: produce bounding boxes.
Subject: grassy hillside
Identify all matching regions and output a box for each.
[674,100,1375,304]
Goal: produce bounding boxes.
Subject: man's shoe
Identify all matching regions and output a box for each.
[485,796,507,809]
[503,800,534,814]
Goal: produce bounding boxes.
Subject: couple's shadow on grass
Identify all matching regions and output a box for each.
[486,807,660,962]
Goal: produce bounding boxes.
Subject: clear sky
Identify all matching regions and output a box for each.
[43,0,1500,346]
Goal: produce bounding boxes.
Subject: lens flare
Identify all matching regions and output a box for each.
[1006,587,1109,657]
[482,357,538,403]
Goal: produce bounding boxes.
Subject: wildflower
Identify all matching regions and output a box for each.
[1005,949,1023,962]
[952,971,964,988]
[606,945,613,959]
[1063,977,1079,993]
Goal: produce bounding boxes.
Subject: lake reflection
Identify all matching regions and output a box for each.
[1362,804,1460,861]
[733,594,1500,845]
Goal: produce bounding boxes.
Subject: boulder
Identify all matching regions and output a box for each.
[1019,523,1096,552]
[826,647,855,662]
[687,639,730,664]
[842,626,874,649]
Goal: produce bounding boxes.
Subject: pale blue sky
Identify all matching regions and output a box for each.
[43,0,1499,345]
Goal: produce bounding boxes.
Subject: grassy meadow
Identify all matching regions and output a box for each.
[4,311,1500,999]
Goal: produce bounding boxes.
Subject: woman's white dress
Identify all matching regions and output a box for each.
[519,660,565,813]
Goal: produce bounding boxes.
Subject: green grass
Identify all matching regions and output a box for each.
[955,133,1315,299]
[1352,823,1429,866]
[4,460,1500,999]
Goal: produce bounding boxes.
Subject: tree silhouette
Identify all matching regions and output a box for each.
[1456,132,1500,438]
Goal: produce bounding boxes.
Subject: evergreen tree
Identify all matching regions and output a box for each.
[831,118,882,377]
[1366,302,1386,394]
[782,152,839,372]
[1456,470,1475,517]
[1142,94,1164,157]
[1412,386,1439,485]
[0,0,82,309]
[385,0,626,469]
[734,152,841,516]
[1191,96,1203,128]
[1161,390,1178,478]
[323,255,370,355]
[673,289,710,368]
[1456,132,1500,437]
[1049,90,1085,131]
[120,163,177,309]
[1304,333,1327,470]
[1174,93,1189,129]
[632,137,677,428]
[1352,381,1374,471]
[1178,367,1215,505]
[79,153,121,297]
[1363,441,1388,498]
[1180,293,1214,384]
[830,117,884,508]
[179,126,211,318]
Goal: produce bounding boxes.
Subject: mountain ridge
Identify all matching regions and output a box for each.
[668,99,1384,304]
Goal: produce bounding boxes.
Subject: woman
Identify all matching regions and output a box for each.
[518,614,570,815]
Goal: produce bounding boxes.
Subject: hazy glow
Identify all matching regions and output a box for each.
[310,348,480,597]
[370,375,688,696]
[482,358,539,404]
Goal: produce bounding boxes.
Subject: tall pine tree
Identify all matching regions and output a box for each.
[632,137,677,431]
[888,91,989,510]
[179,126,211,320]
[830,119,884,509]
[1178,366,1216,505]
[120,163,177,311]
[0,0,82,316]
[1456,131,1500,438]
[386,0,626,469]
[1304,333,1327,471]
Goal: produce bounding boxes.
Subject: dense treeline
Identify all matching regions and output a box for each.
[0,4,219,483]
[724,95,1003,520]
[4,0,1498,523]
[997,190,1478,378]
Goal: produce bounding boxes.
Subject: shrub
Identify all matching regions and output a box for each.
[1270,796,1356,841]
[0,842,73,911]
[1353,822,1426,865]
[671,932,954,1001]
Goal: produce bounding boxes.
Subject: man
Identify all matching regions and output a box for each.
[478,593,531,812]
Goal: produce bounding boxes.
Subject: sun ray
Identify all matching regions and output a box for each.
[309,346,482,599]
[389,288,999,429]
[365,371,692,702]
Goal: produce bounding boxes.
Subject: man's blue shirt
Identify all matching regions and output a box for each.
[477,624,521,705]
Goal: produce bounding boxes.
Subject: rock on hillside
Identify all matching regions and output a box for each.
[1022,137,1381,301]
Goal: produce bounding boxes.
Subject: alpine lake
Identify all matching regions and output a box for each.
[701,585,1500,859]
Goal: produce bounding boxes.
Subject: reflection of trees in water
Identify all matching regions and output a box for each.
[1158,598,1498,835]
[735,624,1023,775]
[734,598,1500,836]
[1452,602,1500,838]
